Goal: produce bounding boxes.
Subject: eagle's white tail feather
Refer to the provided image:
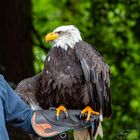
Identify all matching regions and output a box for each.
[74,129,90,140]
[94,121,103,140]
[98,121,103,138]
[99,109,103,122]
[99,114,103,122]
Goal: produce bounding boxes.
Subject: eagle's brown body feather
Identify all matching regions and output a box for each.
[16,41,111,117]
[37,44,88,109]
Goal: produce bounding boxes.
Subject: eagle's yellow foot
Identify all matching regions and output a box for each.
[56,105,68,120]
[81,106,99,121]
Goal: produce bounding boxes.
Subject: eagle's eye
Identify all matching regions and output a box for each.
[56,31,63,35]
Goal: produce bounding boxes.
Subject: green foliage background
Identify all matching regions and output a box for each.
[32,0,140,139]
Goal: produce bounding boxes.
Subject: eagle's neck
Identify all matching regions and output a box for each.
[53,34,82,51]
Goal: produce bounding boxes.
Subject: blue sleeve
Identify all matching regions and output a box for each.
[0,74,34,134]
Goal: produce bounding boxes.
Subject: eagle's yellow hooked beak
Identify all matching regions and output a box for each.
[45,32,59,42]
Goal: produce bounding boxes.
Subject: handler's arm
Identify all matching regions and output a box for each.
[0,74,34,133]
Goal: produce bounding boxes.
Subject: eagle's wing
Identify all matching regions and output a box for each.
[16,73,42,110]
[75,41,111,120]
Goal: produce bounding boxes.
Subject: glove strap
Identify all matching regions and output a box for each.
[50,132,67,140]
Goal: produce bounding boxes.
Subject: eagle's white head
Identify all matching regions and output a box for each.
[45,25,82,51]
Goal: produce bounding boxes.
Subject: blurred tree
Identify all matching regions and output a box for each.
[0,0,34,84]
[0,0,34,140]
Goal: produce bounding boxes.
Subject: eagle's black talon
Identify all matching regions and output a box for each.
[80,113,83,119]
[56,112,68,120]
[65,111,68,118]
[56,116,59,120]
[79,113,87,120]
[56,116,59,121]
[83,113,87,118]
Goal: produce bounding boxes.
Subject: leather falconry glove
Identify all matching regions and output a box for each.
[31,109,98,138]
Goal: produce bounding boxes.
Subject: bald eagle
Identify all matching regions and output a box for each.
[16,25,111,140]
